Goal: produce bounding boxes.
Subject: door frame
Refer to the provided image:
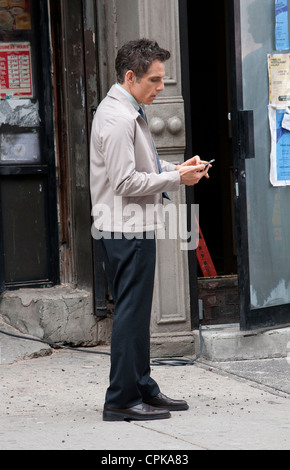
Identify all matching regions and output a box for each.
[228,0,290,330]
[0,189,4,295]
[50,0,99,292]
[178,0,199,329]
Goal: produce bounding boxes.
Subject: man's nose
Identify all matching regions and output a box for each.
[157,79,164,91]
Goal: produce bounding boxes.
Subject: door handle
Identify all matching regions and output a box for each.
[238,110,255,159]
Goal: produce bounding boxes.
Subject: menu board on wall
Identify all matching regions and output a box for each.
[0,42,33,99]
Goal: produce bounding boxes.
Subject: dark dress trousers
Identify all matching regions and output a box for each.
[101,233,160,409]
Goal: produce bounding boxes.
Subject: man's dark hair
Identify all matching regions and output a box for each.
[115,38,170,83]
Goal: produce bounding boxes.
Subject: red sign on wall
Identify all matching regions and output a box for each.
[0,42,33,99]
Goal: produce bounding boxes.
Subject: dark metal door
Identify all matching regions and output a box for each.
[0,0,59,288]
[229,0,290,329]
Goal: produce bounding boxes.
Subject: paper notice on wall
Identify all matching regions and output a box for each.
[268,54,290,106]
[0,42,33,100]
[269,105,290,186]
[275,0,290,51]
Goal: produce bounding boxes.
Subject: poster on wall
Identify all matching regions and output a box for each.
[0,0,31,31]
[269,106,290,187]
[275,0,289,51]
[0,42,33,99]
[268,53,290,105]
[268,7,290,186]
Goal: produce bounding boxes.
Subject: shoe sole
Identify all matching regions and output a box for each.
[144,403,189,411]
[159,405,189,411]
[103,410,171,422]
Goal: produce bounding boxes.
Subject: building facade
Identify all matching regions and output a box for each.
[1,0,290,357]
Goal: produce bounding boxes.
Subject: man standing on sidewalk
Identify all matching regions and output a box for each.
[90,38,209,421]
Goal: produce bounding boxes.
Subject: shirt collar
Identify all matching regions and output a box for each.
[115,83,140,111]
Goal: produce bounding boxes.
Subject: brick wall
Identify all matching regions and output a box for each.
[198,275,239,325]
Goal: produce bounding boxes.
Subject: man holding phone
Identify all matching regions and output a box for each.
[90,38,211,421]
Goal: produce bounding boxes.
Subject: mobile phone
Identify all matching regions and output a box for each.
[204,159,215,169]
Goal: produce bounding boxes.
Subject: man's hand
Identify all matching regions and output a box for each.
[179,155,203,167]
[177,164,208,185]
[175,155,212,186]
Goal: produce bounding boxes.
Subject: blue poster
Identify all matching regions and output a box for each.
[276,0,289,51]
[276,108,290,180]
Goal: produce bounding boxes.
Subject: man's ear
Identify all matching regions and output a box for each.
[125,70,136,85]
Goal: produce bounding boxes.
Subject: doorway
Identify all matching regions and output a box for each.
[187,0,236,276]
[180,0,239,325]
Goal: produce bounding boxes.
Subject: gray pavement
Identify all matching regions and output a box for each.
[1,325,290,451]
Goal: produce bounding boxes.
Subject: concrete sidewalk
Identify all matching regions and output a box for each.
[1,324,290,450]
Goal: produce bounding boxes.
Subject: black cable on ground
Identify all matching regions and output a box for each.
[0,323,204,365]
[0,328,111,356]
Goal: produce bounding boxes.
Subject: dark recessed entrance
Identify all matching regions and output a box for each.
[180,0,239,325]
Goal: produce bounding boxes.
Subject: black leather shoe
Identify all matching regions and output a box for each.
[143,392,189,411]
[103,402,171,421]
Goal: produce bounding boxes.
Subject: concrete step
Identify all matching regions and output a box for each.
[193,324,290,361]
